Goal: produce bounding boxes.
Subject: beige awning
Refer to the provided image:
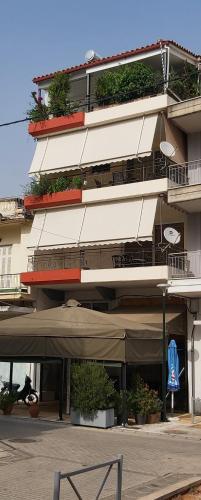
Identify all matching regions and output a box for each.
[29,130,87,175]
[79,197,158,246]
[28,207,86,249]
[29,114,158,176]
[0,302,163,363]
[28,197,158,249]
[109,306,186,336]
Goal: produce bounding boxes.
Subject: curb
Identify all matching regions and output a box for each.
[139,476,201,500]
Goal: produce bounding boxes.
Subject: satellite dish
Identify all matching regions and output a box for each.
[85,49,101,63]
[164,227,181,245]
[160,141,176,158]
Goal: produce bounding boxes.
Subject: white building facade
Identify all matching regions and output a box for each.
[21,40,201,409]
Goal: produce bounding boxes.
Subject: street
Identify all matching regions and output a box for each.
[0,417,201,499]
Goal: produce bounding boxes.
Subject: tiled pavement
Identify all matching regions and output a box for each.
[0,417,201,499]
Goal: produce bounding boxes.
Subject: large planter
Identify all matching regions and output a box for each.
[135,414,147,425]
[70,408,114,428]
[24,189,82,210]
[28,112,85,137]
[2,405,14,415]
[28,404,40,418]
[147,412,161,424]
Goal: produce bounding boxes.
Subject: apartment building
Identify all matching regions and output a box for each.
[0,197,33,388]
[20,40,200,409]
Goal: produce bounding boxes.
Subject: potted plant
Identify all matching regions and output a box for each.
[70,362,115,428]
[129,375,150,425]
[0,391,16,415]
[25,394,40,418]
[146,390,162,424]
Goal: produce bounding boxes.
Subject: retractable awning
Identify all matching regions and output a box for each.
[28,197,158,249]
[29,114,158,176]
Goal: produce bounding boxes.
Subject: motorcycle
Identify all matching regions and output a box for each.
[1,375,39,405]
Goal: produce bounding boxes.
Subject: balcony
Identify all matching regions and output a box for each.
[22,245,170,287]
[0,274,28,295]
[26,153,169,210]
[168,160,201,212]
[28,112,85,138]
[168,251,201,297]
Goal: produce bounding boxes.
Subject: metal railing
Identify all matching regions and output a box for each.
[169,250,201,279]
[0,274,23,291]
[169,159,201,188]
[52,154,168,192]
[28,247,171,272]
[53,455,123,500]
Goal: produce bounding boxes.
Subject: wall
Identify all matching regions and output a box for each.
[0,222,32,275]
[187,300,201,414]
[188,133,201,162]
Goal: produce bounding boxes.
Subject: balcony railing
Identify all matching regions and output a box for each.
[169,251,201,279]
[0,274,27,292]
[169,160,201,188]
[28,247,171,273]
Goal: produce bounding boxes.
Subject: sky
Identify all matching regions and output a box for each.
[1,0,201,197]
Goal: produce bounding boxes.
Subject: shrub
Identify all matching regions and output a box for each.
[71,176,83,189]
[48,73,78,117]
[71,362,115,417]
[169,62,199,101]
[95,63,162,106]
[24,175,51,196]
[27,102,49,122]
[0,391,16,411]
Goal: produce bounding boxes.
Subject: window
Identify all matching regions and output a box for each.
[0,246,12,288]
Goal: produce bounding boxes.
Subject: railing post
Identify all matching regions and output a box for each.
[53,471,61,500]
[116,455,123,500]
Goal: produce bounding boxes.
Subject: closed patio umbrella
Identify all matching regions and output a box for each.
[167,339,180,415]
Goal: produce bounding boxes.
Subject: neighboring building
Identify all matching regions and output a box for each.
[0,198,34,388]
[21,40,201,409]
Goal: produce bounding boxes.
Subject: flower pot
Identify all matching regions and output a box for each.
[147,412,161,424]
[135,414,147,425]
[28,404,39,418]
[70,408,114,428]
[2,405,14,415]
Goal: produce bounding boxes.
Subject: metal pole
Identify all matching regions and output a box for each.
[121,363,127,427]
[66,359,71,415]
[59,359,65,421]
[116,455,123,500]
[9,362,13,392]
[162,289,167,421]
[191,325,195,424]
[53,471,60,500]
[171,392,174,416]
[86,73,91,112]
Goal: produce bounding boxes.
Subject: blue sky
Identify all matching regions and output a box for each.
[1,0,201,197]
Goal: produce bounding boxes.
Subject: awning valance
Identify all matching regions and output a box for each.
[29,114,158,176]
[109,306,186,336]
[28,197,158,249]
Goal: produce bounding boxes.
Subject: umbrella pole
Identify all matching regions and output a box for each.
[59,359,65,421]
[171,392,174,416]
[121,363,127,427]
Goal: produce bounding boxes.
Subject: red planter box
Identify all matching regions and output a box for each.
[21,269,81,286]
[24,189,82,210]
[28,112,85,137]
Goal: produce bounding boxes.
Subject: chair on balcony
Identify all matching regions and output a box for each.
[112,172,125,185]
[112,255,122,268]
